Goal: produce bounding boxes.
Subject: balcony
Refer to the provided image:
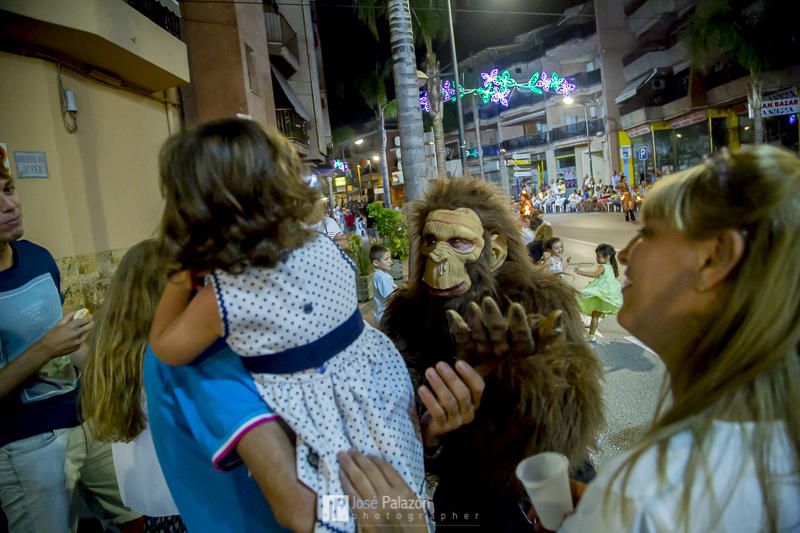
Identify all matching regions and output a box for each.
[570,69,602,89]
[501,133,549,151]
[626,0,691,37]
[540,20,597,52]
[466,144,501,160]
[549,119,605,143]
[276,109,309,145]
[0,0,189,92]
[265,11,299,77]
[123,0,180,39]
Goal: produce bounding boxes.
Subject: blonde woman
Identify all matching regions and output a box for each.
[560,145,800,531]
[81,240,184,532]
[339,146,800,532]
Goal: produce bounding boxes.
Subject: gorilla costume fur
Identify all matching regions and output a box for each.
[381,178,605,530]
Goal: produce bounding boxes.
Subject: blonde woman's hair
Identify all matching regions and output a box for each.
[608,145,800,531]
[81,240,168,442]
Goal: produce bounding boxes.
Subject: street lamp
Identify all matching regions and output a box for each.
[563,96,598,184]
[354,138,364,145]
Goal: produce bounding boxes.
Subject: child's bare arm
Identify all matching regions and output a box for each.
[237,420,316,533]
[150,273,222,365]
[574,265,604,278]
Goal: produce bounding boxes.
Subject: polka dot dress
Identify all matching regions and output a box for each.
[208,235,425,533]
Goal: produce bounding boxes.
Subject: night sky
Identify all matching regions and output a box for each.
[316,0,582,129]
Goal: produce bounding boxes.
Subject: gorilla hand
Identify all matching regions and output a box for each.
[446,296,565,376]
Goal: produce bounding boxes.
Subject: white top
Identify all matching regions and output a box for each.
[208,235,425,532]
[561,420,799,532]
[111,397,178,517]
[315,217,342,240]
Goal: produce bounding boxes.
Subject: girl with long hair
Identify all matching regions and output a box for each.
[81,240,184,532]
[148,119,424,532]
[575,243,622,342]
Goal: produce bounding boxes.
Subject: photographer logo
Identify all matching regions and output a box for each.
[321,495,349,522]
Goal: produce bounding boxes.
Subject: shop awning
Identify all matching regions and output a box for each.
[615,68,658,104]
[271,66,311,122]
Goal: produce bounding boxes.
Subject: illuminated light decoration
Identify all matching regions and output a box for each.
[333,159,349,174]
[417,69,577,112]
[789,114,797,126]
[419,91,431,112]
[441,80,456,102]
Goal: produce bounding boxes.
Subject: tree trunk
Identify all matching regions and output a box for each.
[426,51,447,177]
[379,106,392,208]
[388,0,427,201]
[749,75,764,144]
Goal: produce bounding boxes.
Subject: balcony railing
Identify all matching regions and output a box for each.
[466,144,500,160]
[501,133,549,151]
[276,109,309,145]
[265,11,299,61]
[571,69,602,88]
[549,119,605,142]
[123,0,181,38]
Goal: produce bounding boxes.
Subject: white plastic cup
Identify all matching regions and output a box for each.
[515,452,573,530]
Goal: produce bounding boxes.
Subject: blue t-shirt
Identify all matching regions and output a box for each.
[373,269,397,323]
[0,240,79,447]
[143,341,288,532]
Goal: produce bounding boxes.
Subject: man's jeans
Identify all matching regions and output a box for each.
[0,424,139,532]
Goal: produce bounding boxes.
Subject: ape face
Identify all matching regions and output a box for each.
[420,208,504,298]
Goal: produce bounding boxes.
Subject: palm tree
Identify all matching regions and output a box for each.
[356,1,450,198]
[683,0,791,144]
[358,64,397,207]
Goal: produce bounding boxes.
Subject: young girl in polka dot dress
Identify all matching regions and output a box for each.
[149,119,425,532]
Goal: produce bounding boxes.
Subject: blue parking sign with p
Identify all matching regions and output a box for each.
[637,147,648,161]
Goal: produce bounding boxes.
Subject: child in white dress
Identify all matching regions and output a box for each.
[149,119,425,532]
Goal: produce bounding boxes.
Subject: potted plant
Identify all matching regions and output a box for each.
[347,233,373,302]
[367,202,408,280]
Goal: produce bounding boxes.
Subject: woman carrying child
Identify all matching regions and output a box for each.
[149,119,424,532]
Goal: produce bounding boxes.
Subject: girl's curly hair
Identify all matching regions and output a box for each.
[158,118,322,274]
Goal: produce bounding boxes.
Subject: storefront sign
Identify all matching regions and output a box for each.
[760,87,799,117]
[626,124,651,138]
[334,176,346,187]
[14,151,48,179]
[669,110,707,129]
[620,146,632,160]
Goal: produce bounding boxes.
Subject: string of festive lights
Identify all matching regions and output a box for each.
[333,159,349,174]
[421,68,577,110]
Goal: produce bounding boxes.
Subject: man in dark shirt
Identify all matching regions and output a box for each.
[0,162,138,531]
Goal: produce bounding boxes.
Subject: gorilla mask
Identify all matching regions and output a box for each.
[421,208,507,297]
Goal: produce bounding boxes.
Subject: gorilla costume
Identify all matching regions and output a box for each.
[381,178,605,531]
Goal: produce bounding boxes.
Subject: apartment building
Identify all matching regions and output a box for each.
[0,0,188,310]
[182,0,332,163]
[445,0,799,195]
[615,0,799,182]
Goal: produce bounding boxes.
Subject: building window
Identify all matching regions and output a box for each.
[245,44,259,96]
[674,122,709,171]
[565,114,578,125]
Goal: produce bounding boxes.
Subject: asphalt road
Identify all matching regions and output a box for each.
[547,211,666,469]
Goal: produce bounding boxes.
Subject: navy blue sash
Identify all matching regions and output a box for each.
[241,309,365,374]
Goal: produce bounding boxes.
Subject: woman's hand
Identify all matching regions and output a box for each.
[418,360,484,449]
[338,451,427,533]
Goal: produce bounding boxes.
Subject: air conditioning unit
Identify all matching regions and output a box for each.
[651,78,667,90]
